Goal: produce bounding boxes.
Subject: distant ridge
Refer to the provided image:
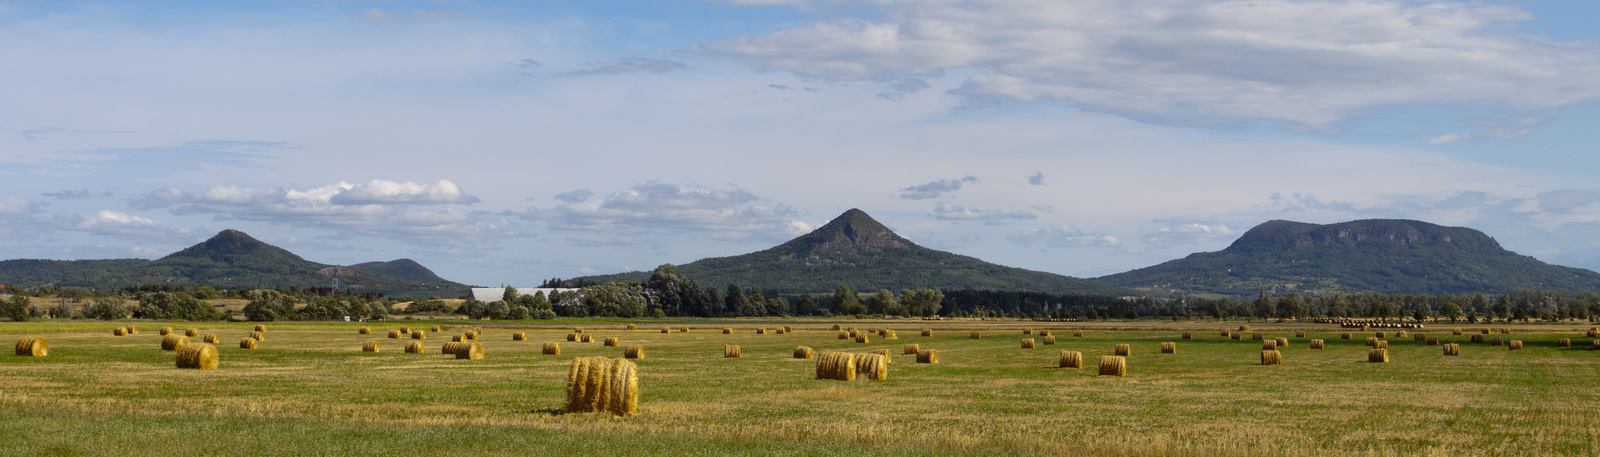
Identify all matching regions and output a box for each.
[1097,219,1600,297]
[0,230,469,297]
[351,259,448,283]
[579,209,1129,295]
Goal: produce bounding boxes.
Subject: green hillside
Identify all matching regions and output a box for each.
[1096,219,1600,297]
[350,259,449,283]
[581,209,1130,295]
[0,230,469,297]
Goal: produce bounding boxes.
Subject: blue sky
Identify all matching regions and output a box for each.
[3,0,1599,287]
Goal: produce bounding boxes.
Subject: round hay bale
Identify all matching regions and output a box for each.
[185,328,199,337]
[1471,334,1485,343]
[917,349,939,364]
[175,343,219,369]
[455,342,483,360]
[363,341,380,352]
[203,334,220,344]
[1239,325,1250,331]
[1098,356,1126,377]
[412,331,426,340]
[1060,350,1083,368]
[1376,331,1386,338]
[1021,338,1035,349]
[1220,330,1230,337]
[1310,339,1325,349]
[1073,330,1084,337]
[1341,332,1352,340]
[1413,333,1426,341]
[1262,340,1277,350]
[1427,336,1440,345]
[1231,332,1242,341]
[838,331,849,340]
[1043,335,1057,345]
[564,356,639,416]
[441,342,466,355]
[884,330,897,340]
[1295,331,1306,338]
[1251,332,1263,341]
[566,333,577,342]
[678,327,689,333]
[1481,328,1491,334]
[1023,328,1033,335]
[161,335,189,351]
[1362,325,1371,332]
[250,331,265,342]
[431,325,442,332]
[400,326,412,334]
[921,328,932,337]
[723,328,733,334]
[513,332,527,341]
[574,327,584,334]
[1559,338,1572,348]
[239,337,258,349]
[627,324,637,331]
[126,326,138,334]
[970,331,981,340]
[466,331,479,340]
[794,346,815,359]
[1368,348,1389,363]
[903,344,921,355]
[113,327,127,336]
[604,337,619,347]
[1040,330,1051,337]
[359,327,372,335]
[816,351,856,381]
[877,329,887,337]
[853,353,888,380]
[1365,336,1379,347]
[160,327,173,336]
[724,344,741,358]
[1114,343,1131,356]
[1275,337,1289,348]
[870,348,893,364]
[1160,342,1177,354]
[543,342,561,355]
[1501,328,1511,334]
[783,326,793,333]
[1588,328,1598,338]
[1443,343,1461,356]
[855,334,870,344]
[625,345,645,359]
[15,337,48,357]
[848,330,858,338]
[1261,350,1283,365]
[758,328,769,335]
[254,324,266,333]
[1492,337,1504,346]
[388,330,402,339]
[580,334,594,343]
[832,324,842,331]
[1375,340,1389,349]
[1594,340,1600,349]
[405,341,424,353]
[661,327,670,333]
[1396,331,1408,338]
[1453,328,1464,336]
[1182,332,1192,340]
[1509,340,1523,351]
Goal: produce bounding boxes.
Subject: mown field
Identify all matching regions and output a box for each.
[3,319,1600,456]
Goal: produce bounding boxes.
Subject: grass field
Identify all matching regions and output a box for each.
[3,319,1599,456]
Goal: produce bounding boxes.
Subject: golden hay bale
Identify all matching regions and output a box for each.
[1251,332,1263,341]
[815,351,856,381]
[254,324,266,333]
[774,328,785,335]
[1368,348,1389,363]
[574,327,584,333]
[1362,325,1371,332]
[1023,328,1033,335]
[1295,331,1306,338]
[543,342,561,355]
[1559,338,1572,347]
[1073,330,1084,337]
[113,327,127,336]
[921,328,933,337]
[363,341,380,352]
[250,331,265,342]
[452,334,465,342]
[1491,337,1504,346]
[1041,330,1052,337]
[239,338,258,349]
[185,328,199,337]
[917,349,939,364]
[1501,328,1511,334]
[1098,356,1126,377]
[432,325,442,332]
[867,327,877,333]
[1471,334,1485,343]
[203,334,220,344]
[970,331,982,339]
[1443,343,1461,356]
[1427,337,1440,345]
[441,342,466,355]
[1220,330,1230,337]
[678,327,690,333]
[1376,331,1386,338]
[884,330,897,340]
[662,327,671,333]
[1365,336,1379,347]
[1594,340,1600,349]
[724,344,741,358]
[1114,343,1131,357]
[513,332,527,341]
[466,331,479,340]
[1021,338,1036,349]
[1275,338,1289,348]
[406,341,424,353]
[1262,340,1277,350]
[855,334,870,344]
[566,333,576,341]
[838,331,849,340]
[794,346,815,359]
[627,324,637,331]
[723,328,733,334]
[625,345,645,359]
[870,348,892,364]
[1453,328,1464,336]
[1239,325,1250,331]
[1341,332,1352,340]
[127,326,138,334]
[161,335,189,351]
[1509,340,1523,351]
[455,342,483,360]
[877,329,887,336]
[604,337,619,347]
[175,343,219,369]
[1060,350,1083,368]
[1261,350,1283,365]
[15,337,48,357]
[832,324,843,331]
[400,326,412,334]
[853,353,888,380]
[784,326,793,333]
[1160,342,1177,354]
[1588,328,1599,338]
[412,331,426,340]
[359,327,371,335]
[388,330,402,339]
[1182,332,1192,340]
[903,344,921,355]
[565,356,639,416]
[160,327,173,336]
[1396,331,1408,338]
[1375,340,1389,349]
[1231,332,1242,341]
[848,330,858,338]
[757,328,768,335]
[580,334,594,343]
[1043,335,1057,345]
[1310,339,1325,349]
[1481,328,1490,334]
[1413,333,1426,341]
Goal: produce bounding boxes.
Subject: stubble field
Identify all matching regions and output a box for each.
[2,319,1599,456]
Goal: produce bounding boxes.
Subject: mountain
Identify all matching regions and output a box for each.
[1096,219,1600,297]
[0,230,469,297]
[579,209,1130,295]
[350,259,449,283]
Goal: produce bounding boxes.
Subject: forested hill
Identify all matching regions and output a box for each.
[1096,219,1600,297]
[0,230,469,297]
[578,209,1130,295]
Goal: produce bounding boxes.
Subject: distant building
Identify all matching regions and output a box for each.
[469,287,580,304]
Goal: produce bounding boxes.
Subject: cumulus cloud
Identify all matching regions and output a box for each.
[1006,224,1120,248]
[75,210,196,243]
[135,180,510,242]
[534,181,809,241]
[900,176,978,200]
[327,179,479,205]
[699,0,1600,130]
[929,202,1035,221]
[568,58,688,76]
[1141,221,1235,247]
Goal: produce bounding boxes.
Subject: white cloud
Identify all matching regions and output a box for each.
[930,202,1035,221]
[1005,224,1119,248]
[135,180,509,242]
[1141,222,1234,247]
[900,176,978,200]
[534,182,809,241]
[700,0,1600,130]
[328,179,479,205]
[75,210,196,243]
[0,197,37,216]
